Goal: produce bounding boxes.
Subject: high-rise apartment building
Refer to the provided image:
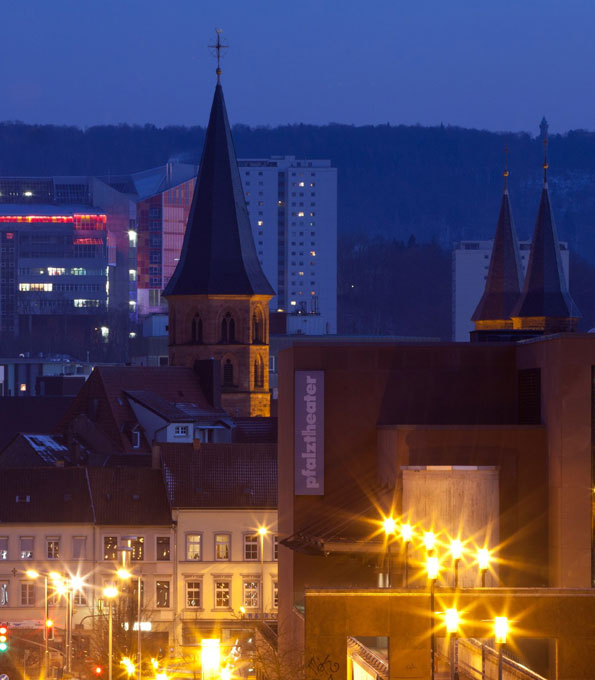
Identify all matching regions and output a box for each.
[124,156,338,334]
[0,176,137,352]
[452,239,570,341]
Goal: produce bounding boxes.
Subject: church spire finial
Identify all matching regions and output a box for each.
[543,134,549,185]
[503,144,509,193]
[209,28,227,83]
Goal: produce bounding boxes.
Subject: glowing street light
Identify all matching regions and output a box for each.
[426,555,440,680]
[220,667,232,680]
[382,516,397,588]
[382,517,397,535]
[494,617,509,680]
[201,639,221,680]
[426,556,440,581]
[122,657,136,677]
[444,608,459,680]
[424,531,436,552]
[477,548,490,586]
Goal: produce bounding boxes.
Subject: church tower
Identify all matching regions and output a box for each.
[471,152,523,342]
[163,37,274,417]
[510,137,580,333]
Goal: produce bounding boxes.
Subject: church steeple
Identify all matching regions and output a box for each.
[164,36,274,418]
[511,137,579,333]
[472,148,523,333]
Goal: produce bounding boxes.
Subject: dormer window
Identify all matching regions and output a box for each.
[174,425,189,438]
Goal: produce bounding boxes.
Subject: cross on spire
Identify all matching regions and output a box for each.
[503,145,509,192]
[209,29,227,83]
[543,134,549,185]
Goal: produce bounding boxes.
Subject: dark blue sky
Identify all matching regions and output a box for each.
[1,0,593,132]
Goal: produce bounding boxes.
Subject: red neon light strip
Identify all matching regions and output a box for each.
[0,214,107,224]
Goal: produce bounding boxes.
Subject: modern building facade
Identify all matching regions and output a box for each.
[0,176,137,354]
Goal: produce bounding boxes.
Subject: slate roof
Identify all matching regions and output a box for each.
[0,468,93,523]
[163,84,274,297]
[512,182,579,320]
[472,186,522,321]
[87,468,171,525]
[160,443,277,509]
[125,389,229,424]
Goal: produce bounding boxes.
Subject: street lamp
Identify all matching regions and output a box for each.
[477,548,490,587]
[494,617,508,680]
[382,517,397,588]
[423,531,436,553]
[201,639,221,680]
[450,539,463,588]
[120,536,142,680]
[103,586,119,680]
[400,523,413,587]
[426,556,440,680]
[25,570,49,677]
[444,608,459,680]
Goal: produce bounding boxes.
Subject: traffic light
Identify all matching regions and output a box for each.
[0,624,8,652]
[45,619,54,641]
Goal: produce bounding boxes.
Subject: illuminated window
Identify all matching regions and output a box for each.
[215,580,231,608]
[103,536,117,560]
[310,250,316,256]
[186,534,202,561]
[273,535,279,561]
[0,538,7,560]
[215,534,230,561]
[299,181,305,187]
[157,536,170,561]
[186,581,201,608]
[47,267,65,276]
[174,425,189,438]
[243,580,260,609]
[47,538,60,559]
[244,535,258,561]
[0,582,8,606]
[156,581,170,608]
[20,537,33,560]
[19,384,27,392]
[128,230,138,246]
[129,269,137,281]
[257,220,263,226]
[130,537,144,561]
[298,211,305,217]
[273,581,279,608]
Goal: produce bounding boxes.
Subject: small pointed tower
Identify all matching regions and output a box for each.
[163,33,274,417]
[471,148,523,341]
[511,135,580,333]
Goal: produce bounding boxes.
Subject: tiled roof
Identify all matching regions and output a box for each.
[0,468,94,523]
[472,187,522,321]
[125,390,228,423]
[87,468,171,525]
[160,443,277,509]
[163,84,274,297]
[232,417,277,444]
[0,397,73,452]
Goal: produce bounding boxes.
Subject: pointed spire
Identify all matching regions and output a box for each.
[511,144,579,331]
[472,149,522,327]
[164,71,274,298]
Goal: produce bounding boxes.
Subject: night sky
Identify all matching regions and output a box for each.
[1,0,593,132]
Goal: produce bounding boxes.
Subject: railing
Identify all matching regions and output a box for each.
[437,638,548,680]
[347,637,388,680]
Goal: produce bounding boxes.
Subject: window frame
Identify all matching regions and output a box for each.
[0,537,7,560]
[130,536,145,562]
[214,533,231,561]
[0,581,8,606]
[46,537,60,560]
[214,578,232,610]
[156,536,171,561]
[21,582,35,607]
[185,580,202,609]
[72,536,87,560]
[242,579,260,610]
[243,534,259,561]
[103,535,118,561]
[273,535,279,561]
[20,536,34,560]
[155,580,170,608]
[185,533,202,561]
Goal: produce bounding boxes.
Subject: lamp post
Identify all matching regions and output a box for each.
[382,517,397,588]
[477,548,490,587]
[444,608,459,680]
[120,537,142,680]
[25,570,49,677]
[103,586,119,680]
[400,523,413,587]
[494,617,508,680]
[450,539,463,589]
[426,555,439,680]
[258,527,268,617]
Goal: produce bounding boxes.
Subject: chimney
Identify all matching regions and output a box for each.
[152,443,161,469]
[193,436,201,451]
[194,359,221,409]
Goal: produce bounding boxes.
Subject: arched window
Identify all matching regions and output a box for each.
[221,312,236,343]
[223,358,234,387]
[254,355,264,388]
[191,314,203,344]
[252,307,264,344]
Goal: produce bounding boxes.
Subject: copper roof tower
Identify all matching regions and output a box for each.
[472,148,523,331]
[511,137,579,333]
